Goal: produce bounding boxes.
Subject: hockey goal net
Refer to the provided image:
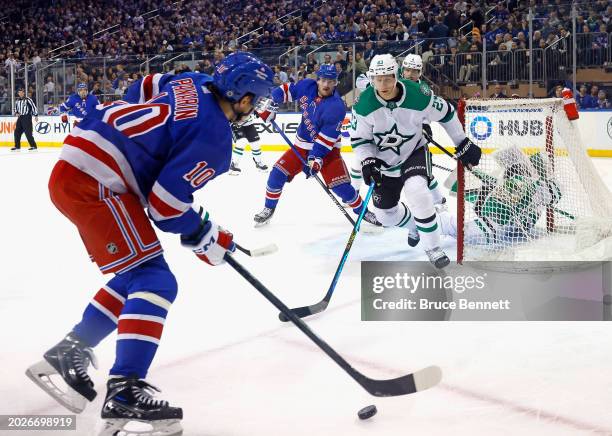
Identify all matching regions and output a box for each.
[457,97,612,263]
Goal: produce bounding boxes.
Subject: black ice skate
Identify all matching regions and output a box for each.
[229,161,241,176]
[253,158,269,172]
[362,210,382,226]
[99,376,183,436]
[25,331,98,413]
[407,229,421,247]
[425,247,450,269]
[254,207,275,227]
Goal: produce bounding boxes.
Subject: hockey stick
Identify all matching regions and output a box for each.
[279,182,375,322]
[235,243,278,257]
[225,252,442,396]
[271,119,356,226]
[424,133,577,221]
[433,162,454,172]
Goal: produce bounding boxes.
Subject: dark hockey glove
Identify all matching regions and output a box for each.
[455,137,481,168]
[422,123,433,140]
[361,157,384,187]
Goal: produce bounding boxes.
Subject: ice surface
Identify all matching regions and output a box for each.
[1,149,611,435]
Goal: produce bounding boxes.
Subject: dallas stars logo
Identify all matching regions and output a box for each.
[374,124,414,156]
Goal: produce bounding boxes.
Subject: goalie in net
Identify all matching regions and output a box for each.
[442,95,612,262]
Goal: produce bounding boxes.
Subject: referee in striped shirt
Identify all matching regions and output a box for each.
[11,87,38,151]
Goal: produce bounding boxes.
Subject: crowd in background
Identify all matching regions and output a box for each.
[0,0,610,113]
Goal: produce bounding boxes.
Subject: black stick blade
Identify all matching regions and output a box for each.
[278,301,328,322]
[358,365,443,397]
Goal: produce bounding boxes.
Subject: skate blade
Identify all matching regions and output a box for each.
[253,220,271,228]
[99,419,183,436]
[25,359,88,413]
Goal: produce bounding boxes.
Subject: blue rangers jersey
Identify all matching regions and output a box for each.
[59,93,100,119]
[271,78,345,159]
[59,72,232,237]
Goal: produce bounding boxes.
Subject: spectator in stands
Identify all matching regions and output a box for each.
[363,42,375,63]
[457,34,470,52]
[493,2,510,22]
[576,85,590,108]
[274,65,288,84]
[490,83,508,98]
[458,44,479,83]
[428,15,450,44]
[43,75,55,104]
[0,86,8,115]
[407,17,420,36]
[589,85,600,106]
[597,89,610,109]
[354,52,367,75]
[91,82,102,98]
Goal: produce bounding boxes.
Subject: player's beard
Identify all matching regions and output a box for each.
[318,85,334,97]
[232,104,254,126]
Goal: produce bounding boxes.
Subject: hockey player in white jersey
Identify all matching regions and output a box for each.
[350,55,446,210]
[401,54,446,208]
[229,113,269,174]
[350,54,481,268]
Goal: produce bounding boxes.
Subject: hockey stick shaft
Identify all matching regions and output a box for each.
[279,182,376,322]
[433,162,454,172]
[225,252,443,397]
[271,120,356,226]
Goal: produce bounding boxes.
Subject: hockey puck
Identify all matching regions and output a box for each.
[358,404,377,420]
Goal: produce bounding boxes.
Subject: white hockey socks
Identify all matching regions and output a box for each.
[404,176,441,251]
[428,177,445,205]
[251,139,263,164]
[371,201,417,230]
[232,138,247,167]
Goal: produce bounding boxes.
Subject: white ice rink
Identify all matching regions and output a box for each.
[1,149,612,435]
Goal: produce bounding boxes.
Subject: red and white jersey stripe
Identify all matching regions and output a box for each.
[314,131,340,150]
[139,73,165,103]
[60,127,146,205]
[148,181,192,221]
[280,83,293,103]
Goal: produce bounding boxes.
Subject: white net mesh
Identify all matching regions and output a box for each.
[461,98,612,262]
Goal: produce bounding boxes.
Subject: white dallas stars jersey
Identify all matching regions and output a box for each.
[350,79,465,177]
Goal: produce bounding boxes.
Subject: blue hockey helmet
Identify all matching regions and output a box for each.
[77,83,88,90]
[317,64,339,80]
[213,52,275,104]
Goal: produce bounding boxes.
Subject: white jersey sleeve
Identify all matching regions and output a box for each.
[424,94,466,146]
[349,107,377,163]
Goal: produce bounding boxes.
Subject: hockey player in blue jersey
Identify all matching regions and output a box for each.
[26,52,275,436]
[59,82,100,124]
[253,64,380,226]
